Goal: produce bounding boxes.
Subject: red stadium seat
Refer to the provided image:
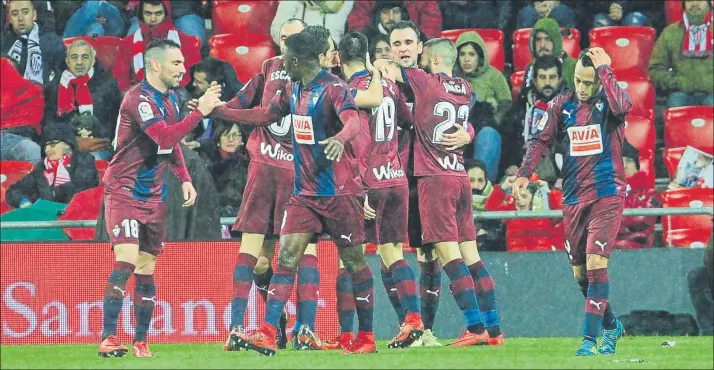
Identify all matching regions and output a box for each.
[588,26,656,74]
[663,147,686,180]
[212,1,278,36]
[59,186,104,240]
[0,161,34,189]
[661,187,714,240]
[510,70,525,100]
[512,28,581,72]
[665,0,684,25]
[210,33,277,84]
[95,160,109,180]
[440,29,505,72]
[63,36,122,72]
[664,106,714,153]
[624,110,656,187]
[665,228,712,248]
[611,71,655,116]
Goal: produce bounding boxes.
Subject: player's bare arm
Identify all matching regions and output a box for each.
[353,53,384,109]
[211,90,285,126]
[587,47,633,118]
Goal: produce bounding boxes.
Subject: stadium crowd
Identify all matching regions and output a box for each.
[0,0,712,253]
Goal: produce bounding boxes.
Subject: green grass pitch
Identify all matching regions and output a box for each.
[2,337,712,369]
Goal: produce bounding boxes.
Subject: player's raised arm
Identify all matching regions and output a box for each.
[211,86,288,126]
[226,73,265,110]
[352,53,384,109]
[588,48,633,118]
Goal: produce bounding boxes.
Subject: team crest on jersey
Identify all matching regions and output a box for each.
[595,101,604,112]
[312,92,320,105]
[293,115,315,144]
[138,102,154,121]
[532,110,548,132]
[112,224,121,237]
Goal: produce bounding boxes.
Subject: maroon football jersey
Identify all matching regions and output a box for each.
[348,70,413,189]
[228,56,294,170]
[105,81,194,203]
[401,68,475,177]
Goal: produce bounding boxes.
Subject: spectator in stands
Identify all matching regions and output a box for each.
[0,57,43,163]
[2,0,56,34]
[592,1,649,28]
[62,0,126,37]
[112,0,201,93]
[348,0,442,40]
[270,0,353,45]
[359,1,409,42]
[440,0,511,31]
[183,57,243,150]
[468,159,506,252]
[197,121,249,224]
[517,1,577,29]
[453,31,511,181]
[524,18,576,88]
[126,0,207,45]
[369,34,392,62]
[615,141,661,249]
[43,40,119,160]
[486,174,564,251]
[1,0,65,87]
[5,122,99,209]
[649,0,714,108]
[502,55,565,184]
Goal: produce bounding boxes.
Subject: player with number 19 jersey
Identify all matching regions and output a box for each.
[400,68,477,244]
[348,69,413,245]
[222,56,294,236]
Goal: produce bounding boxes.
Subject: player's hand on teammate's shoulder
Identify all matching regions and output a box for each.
[441,124,471,151]
[181,182,197,207]
[197,81,225,116]
[319,137,345,162]
[587,47,611,69]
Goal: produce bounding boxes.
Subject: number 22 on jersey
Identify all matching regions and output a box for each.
[432,102,469,144]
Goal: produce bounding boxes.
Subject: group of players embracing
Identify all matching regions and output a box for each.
[98,15,633,359]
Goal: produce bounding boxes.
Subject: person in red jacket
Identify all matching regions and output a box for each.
[615,141,662,249]
[485,174,564,251]
[112,0,200,93]
[347,0,442,40]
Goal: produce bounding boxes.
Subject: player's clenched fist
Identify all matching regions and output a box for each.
[586,47,611,68]
[197,81,224,116]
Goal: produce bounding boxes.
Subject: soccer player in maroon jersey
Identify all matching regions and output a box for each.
[210,28,376,356]
[513,48,632,356]
[375,37,503,347]
[385,21,445,347]
[98,39,223,358]
[336,31,425,349]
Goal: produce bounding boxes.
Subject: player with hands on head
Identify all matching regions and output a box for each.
[513,47,632,356]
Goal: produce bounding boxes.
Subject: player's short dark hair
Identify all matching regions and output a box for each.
[578,48,594,68]
[303,25,331,55]
[284,31,323,64]
[390,20,421,41]
[465,159,488,179]
[533,54,562,77]
[193,57,225,84]
[282,18,306,28]
[338,31,368,65]
[144,38,181,66]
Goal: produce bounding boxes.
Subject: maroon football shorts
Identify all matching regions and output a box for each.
[562,195,625,266]
[281,194,365,247]
[233,161,295,237]
[104,188,168,256]
[365,184,409,245]
[417,176,476,244]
